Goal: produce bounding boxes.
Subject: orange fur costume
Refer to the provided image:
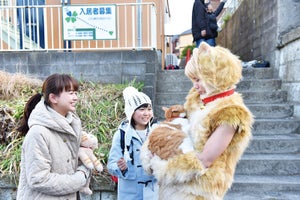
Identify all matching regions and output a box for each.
[141,42,254,200]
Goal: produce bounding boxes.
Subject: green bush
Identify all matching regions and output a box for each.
[223,14,232,25]
[180,44,196,59]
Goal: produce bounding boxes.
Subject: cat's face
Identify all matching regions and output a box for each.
[162,105,186,121]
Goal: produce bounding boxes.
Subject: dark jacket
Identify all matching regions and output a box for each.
[192,0,207,42]
[192,1,225,41]
[205,2,225,39]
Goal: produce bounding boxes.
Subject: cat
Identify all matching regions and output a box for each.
[161,104,190,135]
[140,105,193,174]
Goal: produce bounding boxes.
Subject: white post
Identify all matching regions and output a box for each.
[150,4,156,49]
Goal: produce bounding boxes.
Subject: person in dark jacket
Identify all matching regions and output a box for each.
[192,0,208,47]
[192,0,227,47]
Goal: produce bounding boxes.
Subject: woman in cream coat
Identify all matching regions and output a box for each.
[17,74,90,200]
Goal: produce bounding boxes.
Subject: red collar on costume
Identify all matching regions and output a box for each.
[201,89,235,105]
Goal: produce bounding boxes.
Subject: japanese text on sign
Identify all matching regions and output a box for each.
[62,4,117,40]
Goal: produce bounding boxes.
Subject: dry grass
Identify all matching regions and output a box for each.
[0,71,42,100]
[0,71,42,144]
[0,70,142,184]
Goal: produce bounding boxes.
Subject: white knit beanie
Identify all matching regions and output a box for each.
[123,86,152,122]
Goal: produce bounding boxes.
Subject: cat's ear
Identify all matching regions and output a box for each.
[171,107,178,112]
[162,106,172,119]
[162,106,168,112]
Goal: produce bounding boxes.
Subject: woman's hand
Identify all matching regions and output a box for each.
[201,30,207,37]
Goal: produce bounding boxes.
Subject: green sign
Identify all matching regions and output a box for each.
[62,4,117,40]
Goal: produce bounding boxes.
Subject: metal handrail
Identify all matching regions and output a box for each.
[0,2,157,51]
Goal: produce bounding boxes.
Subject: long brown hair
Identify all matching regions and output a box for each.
[17,74,79,135]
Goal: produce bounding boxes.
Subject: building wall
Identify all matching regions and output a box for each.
[276,0,300,117]
[0,175,117,200]
[178,33,193,55]
[217,0,278,66]
[0,50,161,106]
[45,0,165,51]
[217,0,300,117]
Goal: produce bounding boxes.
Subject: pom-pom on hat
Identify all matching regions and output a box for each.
[123,86,152,121]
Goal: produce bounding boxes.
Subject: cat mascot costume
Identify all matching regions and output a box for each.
[140,42,254,200]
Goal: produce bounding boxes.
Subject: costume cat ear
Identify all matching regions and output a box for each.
[192,47,199,57]
[198,42,211,54]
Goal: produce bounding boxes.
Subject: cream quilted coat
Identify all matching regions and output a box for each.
[17,100,88,200]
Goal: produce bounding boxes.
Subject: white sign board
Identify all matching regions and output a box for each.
[62,4,117,40]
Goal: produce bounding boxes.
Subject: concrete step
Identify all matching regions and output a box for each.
[155,103,294,120]
[154,99,294,119]
[157,69,189,82]
[247,104,293,119]
[246,134,300,154]
[158,67,275,80]
[235,153,300,175]
[242,90,287,104]
[225,191,300,200]
[155,92,189,106]
[156,78,282,93]
[241,67,274,79]
[225,175,300,200]
[156,72,280,93]
[252,118,299,135]
[237,79,282,91]
[156,79,283,92]
[156,80,192,93]
[226,174,300,194]
[155,90,288,107]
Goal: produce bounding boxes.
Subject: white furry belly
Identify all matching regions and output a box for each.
[179,137,194,153]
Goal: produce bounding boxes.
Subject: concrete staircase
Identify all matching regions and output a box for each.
[154,67,300,200]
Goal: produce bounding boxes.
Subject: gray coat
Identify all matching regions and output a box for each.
[17,100,89,200]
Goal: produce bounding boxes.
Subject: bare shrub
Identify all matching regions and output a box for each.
[0,70,142,183]
[0,71,42,100]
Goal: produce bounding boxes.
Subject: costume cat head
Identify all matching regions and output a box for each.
[185,42,242,96]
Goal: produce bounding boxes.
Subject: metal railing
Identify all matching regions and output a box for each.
[0,2,157,51]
